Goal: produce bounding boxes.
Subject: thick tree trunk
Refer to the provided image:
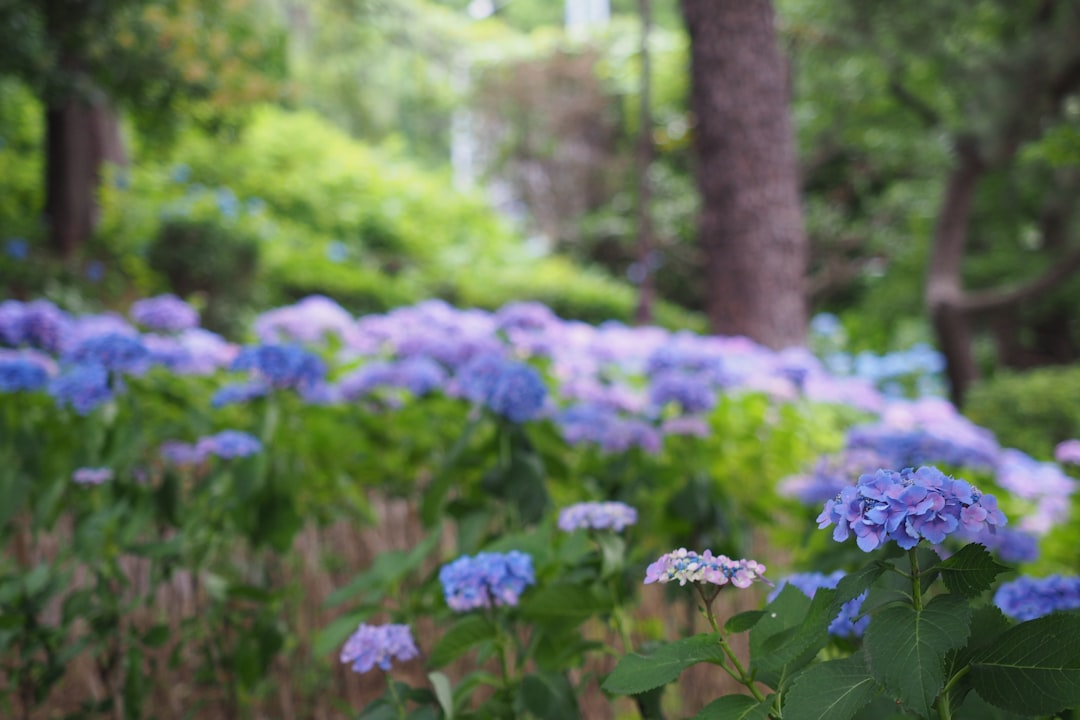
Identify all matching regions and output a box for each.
[680,0,808,349]
[45,94,125,262]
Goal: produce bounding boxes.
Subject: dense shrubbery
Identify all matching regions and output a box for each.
[2,292,1080,718]
[965,365,1080,460]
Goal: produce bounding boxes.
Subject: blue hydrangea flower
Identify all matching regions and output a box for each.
[558,501,638,532]
[768,571,868,639]
[648,371,717,414]
[211,380,271,408]
[340,623,419,674]
[456,353,508,404]
[66,333,150,374]
[439,551,536,611]
[994,575,1080,621]
[845,424,999,472]
[49,363,113,415]
[129,294,199,332]
[195,430,262,459]
[231,344,326,391]
[817,466,1007,552]
[0,300,71,352]
[644,549,768,589]
[0,358,48,393]
[72,467,113,485]
[486,362,547,422]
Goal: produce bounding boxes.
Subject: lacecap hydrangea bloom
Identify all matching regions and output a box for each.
[439,551,536,611]
[817,466,1007,552]
[340,623,419,674]
[558,501,638,532]
[644,548,768,589]
[768,571,869,639]
[994,575,1080,621]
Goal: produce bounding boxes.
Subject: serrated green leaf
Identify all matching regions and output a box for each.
[691,693,773,720]
[602,633,726,695]
[938,544,1009,598]
[725,610,765,634]
[864,594,971,717]
[750,584,814,687]
[428,615,497,669]
[757,586,834,676]
[943,605,1011,714]
[970,613,1080,716]
[785,651,879,720]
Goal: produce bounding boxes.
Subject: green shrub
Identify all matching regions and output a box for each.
[965,365,1080,458]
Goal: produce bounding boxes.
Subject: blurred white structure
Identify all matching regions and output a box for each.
[565,0,610,32]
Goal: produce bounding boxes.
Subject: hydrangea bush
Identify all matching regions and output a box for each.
[3,292,1079,718]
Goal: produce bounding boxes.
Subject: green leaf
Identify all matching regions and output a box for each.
[864,593,972,717]
[595,532,626,578]
[602,633,727,696]
[313,611,370,659]
[428,671,454,720]
[325,530,441,608]
[785,651,879,720]
[519,583,612,625]
[427,615,497,669]
[725,610,765,634]
[517,671,580,720]
[691,693,773,720]
[970,613,1080,716]
[938,544,1009,598]
[754,584,831,680]
[943,605,1011,714]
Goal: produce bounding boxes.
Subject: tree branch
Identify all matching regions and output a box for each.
[962,245,1080,314]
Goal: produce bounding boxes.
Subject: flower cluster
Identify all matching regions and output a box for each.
[129,294,199,332]
[994,575,1080,621]
[0,357,49,393]
[817,466,1007,552]
[439,551,536,612]
[161,430,262,464]
[65,333,150,374]
[49,363,113,415]
[72,467,113,485]
[644,548,768,589]
[231,344,326,392]
[340,623,419,674]
[768,571,869,639]
[557,501,638,532]
[1056,439,1080,465]
[457,355,547,423]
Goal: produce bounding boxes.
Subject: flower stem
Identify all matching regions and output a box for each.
[698,586,766,704]
[385,673,407,720]
[908,548,923,612]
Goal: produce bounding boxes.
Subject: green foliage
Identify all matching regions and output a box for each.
[601,633,728,695]
[965,365,1080,459]
[785,652,878,720]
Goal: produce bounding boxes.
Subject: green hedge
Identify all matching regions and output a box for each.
[965,365,1080,459]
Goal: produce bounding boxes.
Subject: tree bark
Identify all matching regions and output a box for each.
[633,0,655,325]
[680,0,808,349]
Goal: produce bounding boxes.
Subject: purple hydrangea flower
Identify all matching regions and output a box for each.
[555,403,662,454]
[0,358,49,393]
[558,501,638,532]
[195,430,262,459]
[486,362,547,422]
[49,363,113,414]
[778,448,893,506]
[439,551,536,612]
[0,300,71,353]
[129,294,199,332]
[231,344,326,392]
[768,571,869,639]
[648,371,717,414]
[72,467,113,485]
[66,333,150,374]
[817,466,1007,552]
[340,623,419,674]
[644,548,768,589]
[1055,439,1080,465]
[160,441,207,466]
[254,296,356,345]
[994,575,1080,621]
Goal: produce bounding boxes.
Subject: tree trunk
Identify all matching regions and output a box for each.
[680,0,808,349]
[633,0,655,325]
[44,93,125,262]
